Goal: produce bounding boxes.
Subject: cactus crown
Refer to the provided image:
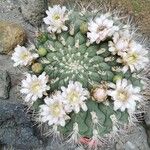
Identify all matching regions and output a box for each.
[11,5,148,149]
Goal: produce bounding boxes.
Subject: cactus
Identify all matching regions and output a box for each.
[34,10,141,138]
[11,5,148,148]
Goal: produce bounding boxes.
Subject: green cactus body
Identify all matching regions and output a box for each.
[31,11,144,139]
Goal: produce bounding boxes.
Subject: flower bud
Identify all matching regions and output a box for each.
[91,84,107,102]
[38,47,47,57]
[32,63,43,74]
[36,32,48,44]
[80,22,88,34]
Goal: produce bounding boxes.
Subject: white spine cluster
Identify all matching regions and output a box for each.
[66,122,81,145]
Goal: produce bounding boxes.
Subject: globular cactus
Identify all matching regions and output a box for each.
[35,9,143,138]
[11,4,148,149]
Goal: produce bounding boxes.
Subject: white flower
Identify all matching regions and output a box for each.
[108,30,133,55]
[20,72,50,104]
[39,91,70,127]
[43,5,69,33]
[108,79,141,112]
[11,45,38,67]
[61,81,89,113]
[87,13,119,44]
[117,42,149,73]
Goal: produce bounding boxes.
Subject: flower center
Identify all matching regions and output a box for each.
[97,26,105,33]
[21,52,30,60]
[31,81,41,93]
[51,103,61,117]
[128,52,139,64]
[67,91,79,103]
[117,90,129,102]
[53,14,61,20]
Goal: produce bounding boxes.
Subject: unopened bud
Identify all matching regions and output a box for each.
[38,47,47,57]
[32,63,43,74]
[80,22,88,34]
[91,83,108,102]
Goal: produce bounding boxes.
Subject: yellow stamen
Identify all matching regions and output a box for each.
[51,103,61,117]
[67,91,79,103]
[31,82,40,93]
[117,90,129,102]
[128,52,139,64]
[21,52,29,60]
[53,14,60,20]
